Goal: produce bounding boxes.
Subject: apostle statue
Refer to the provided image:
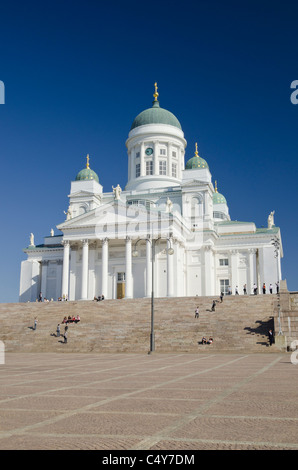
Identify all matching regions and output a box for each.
[268,211,275,229]
[166,197,173,213]
[64,207,72,220]
[29,233,35,246]
[112,184,122,200]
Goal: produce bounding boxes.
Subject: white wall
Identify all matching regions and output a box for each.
[19,260,41,302]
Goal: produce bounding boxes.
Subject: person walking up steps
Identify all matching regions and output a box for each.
[195,307,199,319]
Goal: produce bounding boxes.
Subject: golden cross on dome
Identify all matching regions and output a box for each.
[153,82,159,101]
[195,142,199,157]
[215,180,218,193]
[86,154,90,169]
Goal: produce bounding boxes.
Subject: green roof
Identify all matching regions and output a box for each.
[75,167,99,183]
[131,100,182,130]
[185,155,209,170]
[213,191,227,204]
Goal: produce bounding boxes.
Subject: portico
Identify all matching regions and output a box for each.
[59,232,179,301]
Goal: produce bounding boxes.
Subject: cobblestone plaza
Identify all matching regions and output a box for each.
[0,352,297,450]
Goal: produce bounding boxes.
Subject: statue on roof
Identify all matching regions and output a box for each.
[112,184,122,200]
[268,211,275,229]
[64,207,72,220]
[29,233,35,246]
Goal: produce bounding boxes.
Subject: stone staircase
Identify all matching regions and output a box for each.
[0,295,281,353]
[275,289,298,350]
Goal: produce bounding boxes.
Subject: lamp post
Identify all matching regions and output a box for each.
[133,236,174,353]
[271,236,282,335]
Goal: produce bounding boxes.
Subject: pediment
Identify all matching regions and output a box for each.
[68,190,99,197]
[181,179,210,188]
[57,199,191,241]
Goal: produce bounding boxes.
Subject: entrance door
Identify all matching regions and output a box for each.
[117,272,125,299]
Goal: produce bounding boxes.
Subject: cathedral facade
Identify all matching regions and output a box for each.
[19,85,283,302]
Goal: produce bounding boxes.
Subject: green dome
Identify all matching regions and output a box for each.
[131,100,182,130]
[185,155,209,169]
[185,143,209,169]
[213,192,226,204]
[75,155,99,183]
[213,182,226,204]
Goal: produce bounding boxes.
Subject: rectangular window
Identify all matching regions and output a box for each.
[135,151,140,159]
[159,161,167,175]
[117,272,125,282]
[172,151,177,158]
[136,163,140,178]
[172,163,177,178]
[160,148,166,156]
[220,279,230,295]
[219,258,229,266]
[146,161,153,175]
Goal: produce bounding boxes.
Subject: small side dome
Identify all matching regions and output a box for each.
[213,181,227,204]
[75,154,99,183]
[185,143,209,169]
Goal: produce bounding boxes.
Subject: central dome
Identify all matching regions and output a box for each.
[130,100,182,131]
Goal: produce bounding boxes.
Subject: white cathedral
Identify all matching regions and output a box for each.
[19,84,283,302]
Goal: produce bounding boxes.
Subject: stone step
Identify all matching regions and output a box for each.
[0,295,278,353]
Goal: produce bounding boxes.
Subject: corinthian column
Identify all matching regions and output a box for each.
[62,241,70,300]
[101,238,109,298]
[167,239,174,297]
[125,237,133,299]
[81,239,89,300]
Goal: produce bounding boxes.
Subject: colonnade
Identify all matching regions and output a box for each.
[61,237,175,301]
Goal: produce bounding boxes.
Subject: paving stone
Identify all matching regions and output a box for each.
[0,352,297,450]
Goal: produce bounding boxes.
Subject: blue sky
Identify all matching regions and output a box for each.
[0,0,297,302]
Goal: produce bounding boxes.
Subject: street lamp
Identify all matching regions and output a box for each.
[271,236,282,335]
[133,236,174,353]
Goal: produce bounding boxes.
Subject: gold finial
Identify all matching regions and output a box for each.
[153,82,159,101]
[195,142,199,157]
[86,154,90,169]
[215,180,218,193]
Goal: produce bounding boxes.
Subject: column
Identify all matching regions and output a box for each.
[153,140,159,175]
[146,238,152,297]
[56,260,63,299]
[88,244,96,300]
[69,246,77,301]
[81,239,89,300]
[101,238,108,298]
[167,239,174,297]
[204,246,214,295]
[125,237,133,299]
[130,150,135,181]
[140,142,145,176]
[168,142,172,178]
[62,241,70,300]
[41,260,48,299]
[248,249,256,295]
[230,249,239,294]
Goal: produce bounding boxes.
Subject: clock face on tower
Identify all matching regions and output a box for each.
[145,147,153,156]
